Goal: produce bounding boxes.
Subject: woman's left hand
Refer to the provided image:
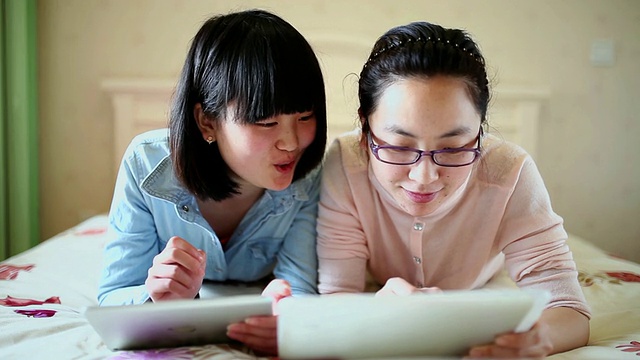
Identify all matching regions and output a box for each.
[467,321,553,359]
[226,279,292,356]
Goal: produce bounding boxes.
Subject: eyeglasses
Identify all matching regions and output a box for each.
[367,128,482,167]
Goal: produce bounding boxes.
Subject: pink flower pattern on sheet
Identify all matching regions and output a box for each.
[14,309,57,318]
[606,271,640,283]
[578,270,640,286]
[616,341,640,355]
[1,296,61,318]
[0,295,61,306]
[108,348,195,359]
[0,264,35,280]
[106,344,258,359]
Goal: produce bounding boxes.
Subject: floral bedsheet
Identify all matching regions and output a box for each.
[1,215,639,359]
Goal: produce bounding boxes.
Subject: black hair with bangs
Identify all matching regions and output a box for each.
[170,9,327,201]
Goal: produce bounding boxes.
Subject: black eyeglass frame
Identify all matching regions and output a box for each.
[367,127,483,167]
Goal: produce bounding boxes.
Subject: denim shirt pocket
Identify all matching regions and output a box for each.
[226,236,285,281]
[247,236,284,261]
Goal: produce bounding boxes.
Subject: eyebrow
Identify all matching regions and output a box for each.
[383,124,475,139]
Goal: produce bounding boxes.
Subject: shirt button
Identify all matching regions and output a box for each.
[413,256,422,264]
[413,223,424,231]
[182,205,189,212]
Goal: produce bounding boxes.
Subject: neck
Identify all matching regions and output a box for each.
[196,185,265,241]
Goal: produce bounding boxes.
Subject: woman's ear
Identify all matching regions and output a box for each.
[194,103,216,143]
[358,110,370,133]
[357,110,369,148]
[358,109,367,127]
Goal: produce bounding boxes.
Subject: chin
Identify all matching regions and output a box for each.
[269,184,290,191]
[397,198,441,217]
[406,207,436,218]
[267,178,294,191]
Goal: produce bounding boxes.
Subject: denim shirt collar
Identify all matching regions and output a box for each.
[139,155,311,216]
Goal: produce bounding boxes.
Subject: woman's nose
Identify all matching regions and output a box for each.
[276,122,299,152]
[408,155,439,184]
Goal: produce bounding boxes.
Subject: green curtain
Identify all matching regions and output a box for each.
[0,0,39,261]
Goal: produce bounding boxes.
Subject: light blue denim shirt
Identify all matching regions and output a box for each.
[98,129,320,305]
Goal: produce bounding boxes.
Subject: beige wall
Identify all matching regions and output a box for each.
[38,0,640,262]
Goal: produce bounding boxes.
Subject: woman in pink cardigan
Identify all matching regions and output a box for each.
[317,21,590,358]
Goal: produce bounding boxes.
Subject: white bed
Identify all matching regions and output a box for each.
[1,79,638,359]
[2,215,639,359]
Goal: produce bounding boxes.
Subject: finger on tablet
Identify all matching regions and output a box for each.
[418,286,442,294]
[377,277,416,296]
[262,279,291,301]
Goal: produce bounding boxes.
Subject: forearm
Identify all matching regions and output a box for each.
[98,284,150,306]
[317,257,367,294]
[276,219,318,295]
[540,306,590,354]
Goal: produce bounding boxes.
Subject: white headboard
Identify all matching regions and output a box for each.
[102,78,549,173]
[102,79,176,172]
[488,86,550,160]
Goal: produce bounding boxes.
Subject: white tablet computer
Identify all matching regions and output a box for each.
[83,294,273,351]
[277,289,551,359]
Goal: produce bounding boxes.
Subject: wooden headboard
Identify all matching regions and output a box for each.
[102,78,549,173]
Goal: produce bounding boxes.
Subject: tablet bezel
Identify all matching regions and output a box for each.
[277,289,550,359]
[84,294,273,350]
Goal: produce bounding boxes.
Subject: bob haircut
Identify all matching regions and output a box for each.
[170,9,327,201]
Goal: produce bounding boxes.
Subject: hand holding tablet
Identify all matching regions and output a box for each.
[83,295,273,351]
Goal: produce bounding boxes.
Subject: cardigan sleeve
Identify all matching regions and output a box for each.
[498,156,591,318]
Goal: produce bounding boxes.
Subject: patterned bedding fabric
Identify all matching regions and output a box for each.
[1,215,639,359]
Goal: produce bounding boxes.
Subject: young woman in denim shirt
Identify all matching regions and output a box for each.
[98,9,326,355]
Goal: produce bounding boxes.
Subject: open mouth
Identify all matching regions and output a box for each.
[275,161,295,173]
